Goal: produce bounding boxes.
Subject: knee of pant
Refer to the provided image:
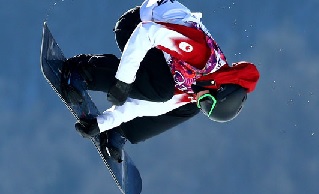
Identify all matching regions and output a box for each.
[88,54,120,66]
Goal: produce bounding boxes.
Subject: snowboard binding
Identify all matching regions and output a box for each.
[60,61,87,104]
[99,129,126,163]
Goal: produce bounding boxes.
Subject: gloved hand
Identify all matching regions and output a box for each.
[75,118,100,138]
[107,80,132,106]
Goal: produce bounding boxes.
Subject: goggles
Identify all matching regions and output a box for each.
[196,93,217,117]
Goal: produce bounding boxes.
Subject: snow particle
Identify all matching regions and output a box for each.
[287,99,294,104]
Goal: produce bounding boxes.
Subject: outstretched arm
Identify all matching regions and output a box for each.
[97,93,190,132]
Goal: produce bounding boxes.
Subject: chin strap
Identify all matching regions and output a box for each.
[191,80,216,93]
[195,80,216,87]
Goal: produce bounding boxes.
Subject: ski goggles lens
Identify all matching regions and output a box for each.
[197,93,217,117]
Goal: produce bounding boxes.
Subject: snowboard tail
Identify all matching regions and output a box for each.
[40,22,142,194]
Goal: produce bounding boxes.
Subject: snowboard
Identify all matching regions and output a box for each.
[40,22,142,194]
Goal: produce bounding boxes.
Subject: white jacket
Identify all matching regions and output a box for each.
[97,0,202,132]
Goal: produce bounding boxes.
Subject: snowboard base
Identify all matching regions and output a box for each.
[40,22,142,194]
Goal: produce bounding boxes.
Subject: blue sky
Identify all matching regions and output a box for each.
[1,0,319,193]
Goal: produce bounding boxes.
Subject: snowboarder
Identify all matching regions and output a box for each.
[62,0,260,160]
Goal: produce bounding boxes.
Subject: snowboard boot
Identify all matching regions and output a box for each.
[60,55,93,103]
[99,127,127,163]
[74,118,100,138]
[65,54,94,84]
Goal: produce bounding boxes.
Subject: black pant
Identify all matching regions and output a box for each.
[74,6,199,143]
[84,51,175,102]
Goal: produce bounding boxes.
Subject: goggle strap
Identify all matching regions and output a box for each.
[197,93,217,117]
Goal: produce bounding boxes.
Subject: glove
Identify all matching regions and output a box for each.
[107,80,132,106]
[75,118,100,138]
